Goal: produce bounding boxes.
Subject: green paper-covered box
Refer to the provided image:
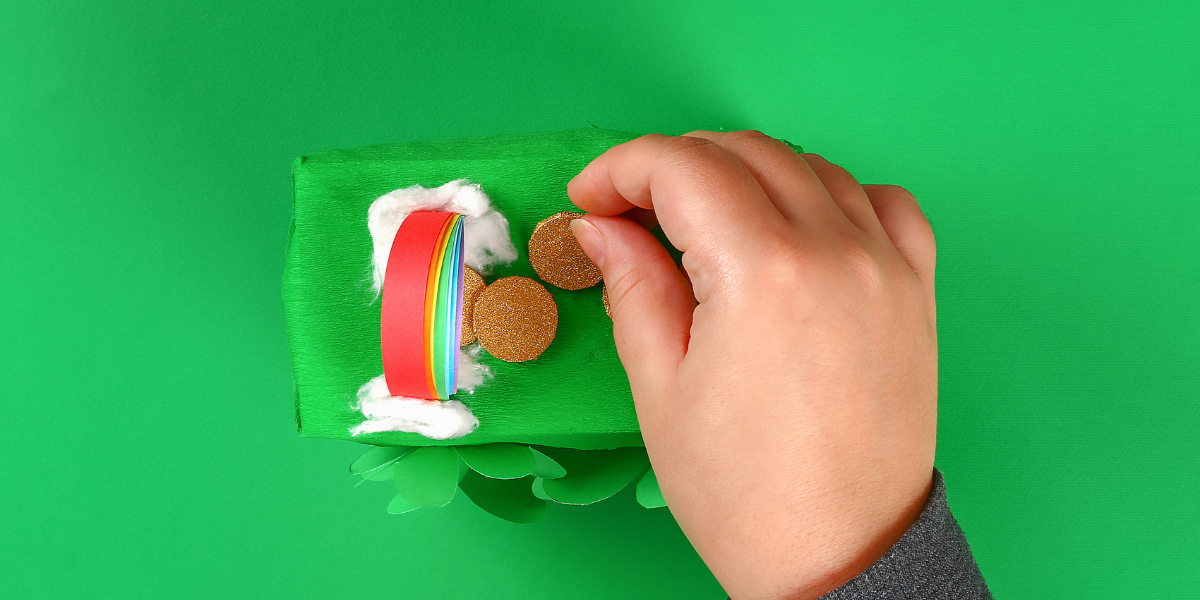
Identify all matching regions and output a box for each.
[284,128,646,450]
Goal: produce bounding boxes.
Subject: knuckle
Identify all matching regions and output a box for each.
[663,134,717,156]
[871,184,936,243]
[729,130,795,159]
[818,232,891,288]
[752,236,813,288]
[801,152,830,166]
[817,155,856,180]
[655,135,723,173]
[916,217,937,251]
[729,129,773,142]
[752,230,920,310]
[824,229,881,276]
[892,187,936,242]
[876,184,917,204]
[804,154,863,187]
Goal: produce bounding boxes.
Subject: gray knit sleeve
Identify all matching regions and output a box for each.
[819,469,992,599]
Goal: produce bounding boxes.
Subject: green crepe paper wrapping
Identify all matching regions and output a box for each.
[287,128,677,520]
[285,128,644,449]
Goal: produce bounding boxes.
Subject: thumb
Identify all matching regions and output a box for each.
[570,215,694,392]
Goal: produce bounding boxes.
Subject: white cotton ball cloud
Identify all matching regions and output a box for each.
[353,181,509,440]
[454,345,491,392]
[367,179,518,294]
[351,374,480,440]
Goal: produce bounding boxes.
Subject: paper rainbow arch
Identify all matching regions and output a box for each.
[381,211,465,400]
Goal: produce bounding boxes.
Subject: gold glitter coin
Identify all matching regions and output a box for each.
[472,276,558,362]
[602,285,611,318]
[527,211,602,290]
[460,267,486,346]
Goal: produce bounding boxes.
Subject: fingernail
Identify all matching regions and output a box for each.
[569,218,606,270]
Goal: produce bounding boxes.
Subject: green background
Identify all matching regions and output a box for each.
[1,1,1196,598]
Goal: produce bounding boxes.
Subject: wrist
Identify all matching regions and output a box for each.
[712,471,934,600]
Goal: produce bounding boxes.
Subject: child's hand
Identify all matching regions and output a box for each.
[568,132,938,600]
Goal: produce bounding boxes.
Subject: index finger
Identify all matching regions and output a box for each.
[567,134,786,256]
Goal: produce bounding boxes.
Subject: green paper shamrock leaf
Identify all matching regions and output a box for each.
[530,448,566,480]
[531,477,552,501]
[359,464,396,484]
[393,446,461,507]
[351,445,414,475]
[459,471,547,523]
[635,467,666,509]
[455,444,536,479]
[387,493,421,515]
[537,447,650,505]
[354,444,661,518]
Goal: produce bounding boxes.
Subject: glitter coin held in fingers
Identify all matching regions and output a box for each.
[459,267,486,346]
[472,276,558,362]
[528,211,602,290]
[602,285,611,319]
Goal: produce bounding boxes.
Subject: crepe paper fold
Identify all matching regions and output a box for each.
[459,472,548,523]
[635,467,667,509]
[381,211,465,400]
[392,446,461,507]
[455,443,536,479]
[536,447,651,505]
